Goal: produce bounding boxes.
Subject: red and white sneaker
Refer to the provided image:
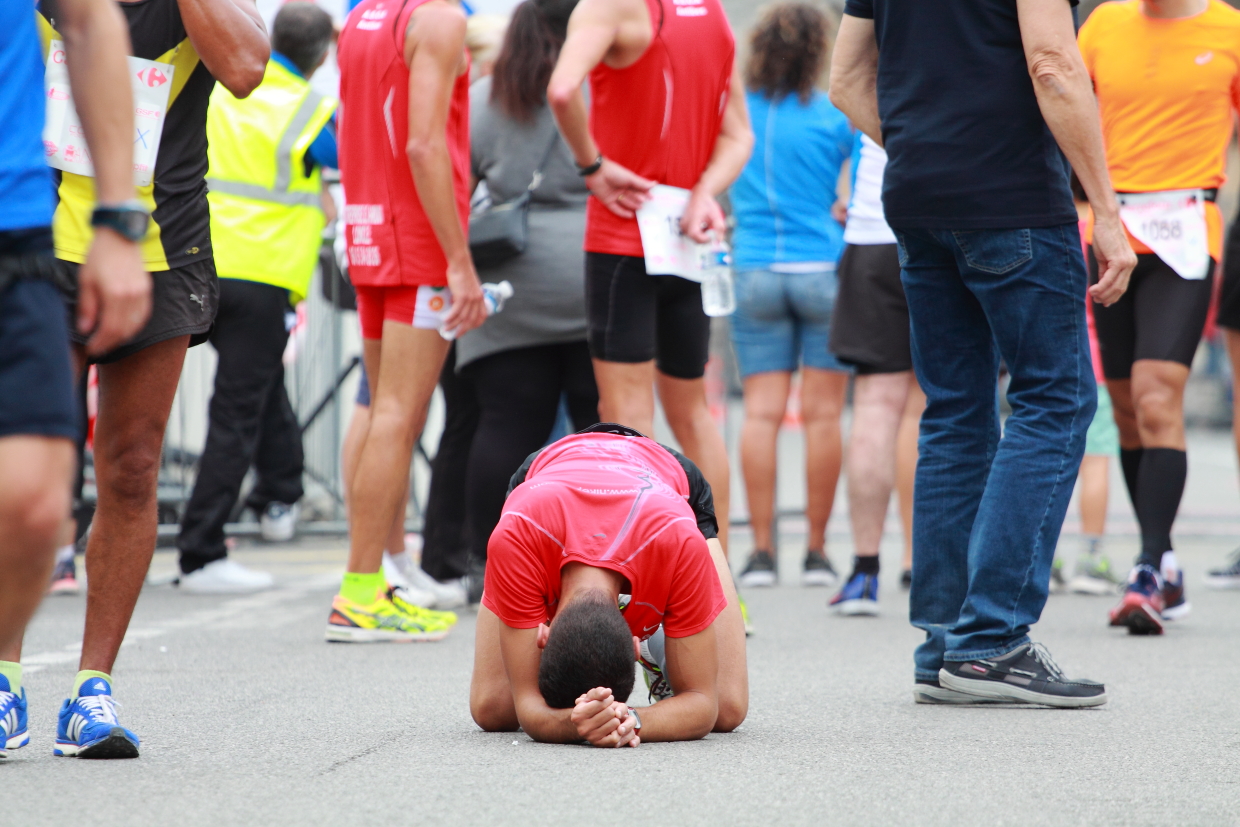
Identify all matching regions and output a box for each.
[1108,564,1164,635]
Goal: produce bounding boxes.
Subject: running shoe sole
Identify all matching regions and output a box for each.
[1162,601,1191,621]
[48,578,80,595]
[738,571,776,588]
[324,625,449,643]
[802,571,838,588]
[938,669,1108,708]
[1067,575,1117,596]
[832,599,879,617]
[1203,575,1240,590]
[1109,597,1164,635]
[55,728,140,759]
[3,731,30,755]
[913,684,1007,705]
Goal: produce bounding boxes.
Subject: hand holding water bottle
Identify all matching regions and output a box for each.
[440,280,514,340]
[699,236,735,317]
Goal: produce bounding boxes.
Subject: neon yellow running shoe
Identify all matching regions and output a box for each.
[390,585,458,628]
[325,589,453,643]
[738,592,754,637]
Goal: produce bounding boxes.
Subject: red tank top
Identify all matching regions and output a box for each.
[585,0,735,257]
[337,0,470,287]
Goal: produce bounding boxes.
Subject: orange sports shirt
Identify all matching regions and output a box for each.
[1079,0,1240,257]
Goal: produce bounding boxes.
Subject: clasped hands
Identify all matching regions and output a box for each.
[571,686,640,748]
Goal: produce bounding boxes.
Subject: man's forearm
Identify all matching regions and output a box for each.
[179,0,268,98]
[634,690,716,742]
[408,140,470,266]
[60,0,135,205]
[693,131,752,199]
[828,16,882,146]
[1028,56,1119,221]
[516,699,587,744]
[548,87,597,168]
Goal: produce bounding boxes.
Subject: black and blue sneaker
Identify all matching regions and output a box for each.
[0,674,29,758]
[54,676,140,759]
[829,571,879,616]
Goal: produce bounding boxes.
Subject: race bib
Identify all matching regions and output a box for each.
[43,40,174,188]
[1118,191,1211,281]
[636,185,709,282]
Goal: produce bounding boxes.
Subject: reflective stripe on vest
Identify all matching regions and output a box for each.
[207,87,327,205]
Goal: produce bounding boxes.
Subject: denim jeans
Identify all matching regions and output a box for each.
[892,224,1095,681]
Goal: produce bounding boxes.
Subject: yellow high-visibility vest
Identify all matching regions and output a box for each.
[206,60,337,302]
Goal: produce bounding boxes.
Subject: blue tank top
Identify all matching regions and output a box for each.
[0,4,54,234]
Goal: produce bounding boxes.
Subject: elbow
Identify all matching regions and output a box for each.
[405,137,440,171]
[546,79,576,114]
[220,52,269,99]
[713,696,747,733]
[1027,47,1081,94]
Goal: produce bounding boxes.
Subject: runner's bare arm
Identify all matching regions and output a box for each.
[547,0,655,219]
[497,624,627,745]
[57,0,150,355]
[1017,0,1134,306]
[680,63,753,243]
[632,624,719,742]
[828,15,881,146]
[180,0,268,98]
[404,1,485,334]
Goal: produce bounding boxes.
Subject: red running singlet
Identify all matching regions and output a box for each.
[337,0,471,287]
[584,0,735,258]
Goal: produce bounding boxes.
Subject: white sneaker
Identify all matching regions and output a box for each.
[178,558,275,594]
[382,552,438,608]
[383,548,468,609]
[260,502,299,543]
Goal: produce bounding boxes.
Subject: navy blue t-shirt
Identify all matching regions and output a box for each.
[843,0,1078,230]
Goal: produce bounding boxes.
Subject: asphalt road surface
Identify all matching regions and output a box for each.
[9,526,1240,827]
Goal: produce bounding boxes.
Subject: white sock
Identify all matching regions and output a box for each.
[1160,550,1179,581]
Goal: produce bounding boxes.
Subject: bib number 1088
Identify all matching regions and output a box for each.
[1140,218,1183,241]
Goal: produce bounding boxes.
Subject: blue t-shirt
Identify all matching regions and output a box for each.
[0,3,55,236]
[730,89,852,270]
[842,0,1078,230]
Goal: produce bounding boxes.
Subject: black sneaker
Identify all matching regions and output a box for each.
[1205,547,1240,590]
[900,569,912,590]
[738,550,777,588]
[938,642,1107,708]
[801,551,837,587]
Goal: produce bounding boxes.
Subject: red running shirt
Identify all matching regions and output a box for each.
[337,0,471,287]
[584,0,735,257]
[482,434,726,640]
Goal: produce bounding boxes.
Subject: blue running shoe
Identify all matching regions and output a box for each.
[829,571,879,616]
[0,675,29,758]
[55,677,140,759]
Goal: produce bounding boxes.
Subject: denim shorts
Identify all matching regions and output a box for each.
[729,267,849,377]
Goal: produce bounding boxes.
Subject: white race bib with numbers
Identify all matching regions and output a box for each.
[43,40,174,188]
[636,184,710,282]
[1118,191,1211,281]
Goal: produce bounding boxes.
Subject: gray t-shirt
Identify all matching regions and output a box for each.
[457,77,589,371]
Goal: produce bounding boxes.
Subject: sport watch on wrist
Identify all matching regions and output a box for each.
[576,154,603,177]
[91,201,150,243]
[629,707,641,731]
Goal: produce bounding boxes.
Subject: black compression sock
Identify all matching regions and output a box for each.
[1120,447,1144,509]
[853,555,880,576]
[1134,447,1186,568]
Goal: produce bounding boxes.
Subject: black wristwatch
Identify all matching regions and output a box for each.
[576,154,604,177]
[91,201,150,243]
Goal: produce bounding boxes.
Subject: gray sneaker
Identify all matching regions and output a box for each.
[913,679,1008,705]
[1069,554,1122,595]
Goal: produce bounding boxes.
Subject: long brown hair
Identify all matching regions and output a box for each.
[491,0,579,122]
[745,3,830,103]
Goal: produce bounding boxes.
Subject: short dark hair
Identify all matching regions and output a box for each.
[272,2,334,77]
[745,3,830,104]
[538,591,635,709]
[490,0,579,122]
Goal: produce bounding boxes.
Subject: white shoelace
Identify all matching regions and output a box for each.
[77,694,121,725]
[1027,643,1066,682]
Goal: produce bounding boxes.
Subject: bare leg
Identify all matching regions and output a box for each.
[342,401,409,557]
[846,372,912,561]
[657,372,731,549]
[347,323,449,576]
[800,368,848,552]
[80,336,189,674]
[592,359,656,437]
[896,378,925,573]
[737,372,791,552]
[1078,455,1109,536]
[469,605,520,731]
[0,437,75,663]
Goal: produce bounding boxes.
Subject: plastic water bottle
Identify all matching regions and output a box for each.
[699,241,735,317]
[440,280,514,340]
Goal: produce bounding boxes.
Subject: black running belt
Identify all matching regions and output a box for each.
[1116,188,1218,202]
[575,422,649,439]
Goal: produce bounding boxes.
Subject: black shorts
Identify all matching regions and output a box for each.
[1089,249,1214,380]
[54,257,217,364]
[0,270,79,441]
[584,252,711,380]
[1217,218,1240,331]
[829,243,911,374]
